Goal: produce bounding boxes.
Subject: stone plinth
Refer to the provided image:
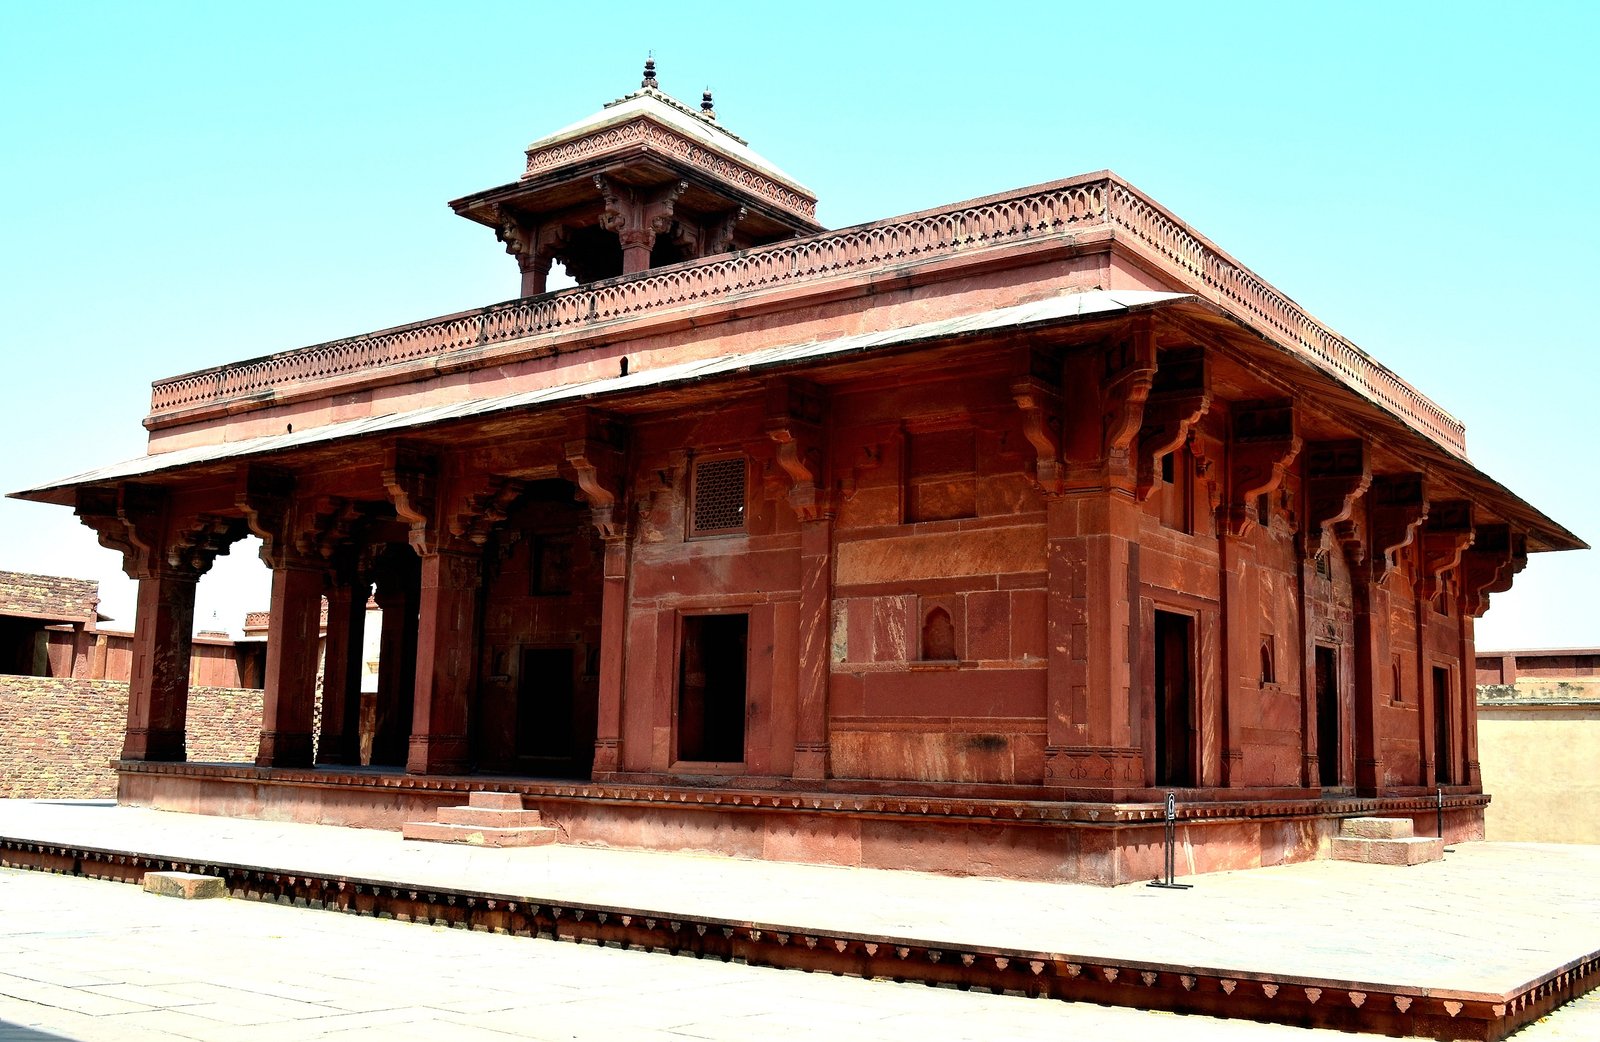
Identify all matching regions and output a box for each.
[1331,817,1445,866]
[142,871,226,899]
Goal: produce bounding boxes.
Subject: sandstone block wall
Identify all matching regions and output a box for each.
[0,677,261,799]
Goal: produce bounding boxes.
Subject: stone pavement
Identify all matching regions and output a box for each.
[0,799,1597,1040]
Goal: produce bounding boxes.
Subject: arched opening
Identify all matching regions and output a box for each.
[921,607,957,662]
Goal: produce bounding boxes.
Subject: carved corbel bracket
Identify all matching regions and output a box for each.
[1418,499,1475,601]
[75,483,167,580]
[1189,428,1225,519]
[1305,440,1372,555]
[1011,342,1064,494]
[706,206,748,255]
[1096,320,1159,476]
[383,441,441,555]
[236,464,297,568]
[764,378,830,522]
[1224,401,1301,537]
[167,514,248,577]
[563,409,628,539]
[1459,525,1527,617]
[293,497,391,581]
[1134,348,1210,502]
[493,204,532,261]
[1367,473,1430,584]
[450,477,528,548]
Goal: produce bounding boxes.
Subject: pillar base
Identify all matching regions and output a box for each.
[407,734,471,775]
[256,731,314,768]
[122,727,186,763]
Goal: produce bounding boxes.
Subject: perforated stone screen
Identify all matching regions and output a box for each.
[692,456,746,534]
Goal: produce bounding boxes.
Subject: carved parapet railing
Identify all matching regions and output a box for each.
[146,174,1467,458]
[1101,184,1465,455]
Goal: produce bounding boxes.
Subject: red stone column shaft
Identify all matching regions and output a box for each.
[316,582,367,766]
[1458,611,1480,787]
[1415,584,1435,785]
[123,570,198,762]
[1350,572,1389,795]
[1216,530,1253,787]
[793,517,832,780]
[591,536,629,777]
[1044,491,1139,786]
[407,549,481,775]
[372,580,418,767]
[256,563,323,767]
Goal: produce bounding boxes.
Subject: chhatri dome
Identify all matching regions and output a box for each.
[450,59,823,296]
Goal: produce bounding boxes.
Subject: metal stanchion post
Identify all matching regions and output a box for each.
[1148,791,1192,890]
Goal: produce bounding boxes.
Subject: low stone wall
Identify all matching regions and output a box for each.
[0,677,260,799]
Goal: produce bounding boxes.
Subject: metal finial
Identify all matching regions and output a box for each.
[642,57,659,90]
[700,88,716,121]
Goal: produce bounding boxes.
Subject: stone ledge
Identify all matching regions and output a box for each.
[1331,836,1444,866]
[142,871,226,899]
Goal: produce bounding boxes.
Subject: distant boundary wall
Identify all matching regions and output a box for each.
[0,677,260,799]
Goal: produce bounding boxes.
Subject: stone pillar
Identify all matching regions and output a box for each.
[793,517,832,780]
[256,561,324,767]
[372,571,418,767]
[591,536,629,777]
[123,568,199,762]
[407,548,482,775]
[316,578,368,766]
[619,230,653,275]
[1459,610,1481,788]
[1043,489,1141,787]
[1349,568,1388,796]
[1216,528,1253,787]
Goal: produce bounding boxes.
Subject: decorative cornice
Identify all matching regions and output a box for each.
[146,175,1467,462]
[524,116,815,219]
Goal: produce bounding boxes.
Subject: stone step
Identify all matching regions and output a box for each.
[1331,835,1444,866]
[401,820,558,848]
[436,806,545,829]
[467,791,524,811]
[143,871,227,900]
[1340,816,1416,840]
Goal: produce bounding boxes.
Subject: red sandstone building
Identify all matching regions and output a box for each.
[12,66,1583,883]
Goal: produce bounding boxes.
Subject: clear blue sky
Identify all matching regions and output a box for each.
[2,2,1594,648]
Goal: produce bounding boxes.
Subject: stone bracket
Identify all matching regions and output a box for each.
[236,464,297,568]
[1365,473,1429,584]
[1459,525,1527,617]
[75,483,167,581]
[383,441,441,555]
[563,409,628,539]
[1305,440,1372,554]
[1057,319,1157,490]
[1418,499,1475,601]
[764,377,830,521]
[1134,348,1210,502]
[167,514,248,577]
[1012,342,1064,493]
[1224,401,1301,537]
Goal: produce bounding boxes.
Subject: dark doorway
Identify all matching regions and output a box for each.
[677,614,749,763]
[1153,610,1194,787]
[1433,666,1454,784]
[515,648,589,778]
[1315,645,1340,788]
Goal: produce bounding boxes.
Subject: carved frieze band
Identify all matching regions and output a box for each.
[524,118,818,219]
